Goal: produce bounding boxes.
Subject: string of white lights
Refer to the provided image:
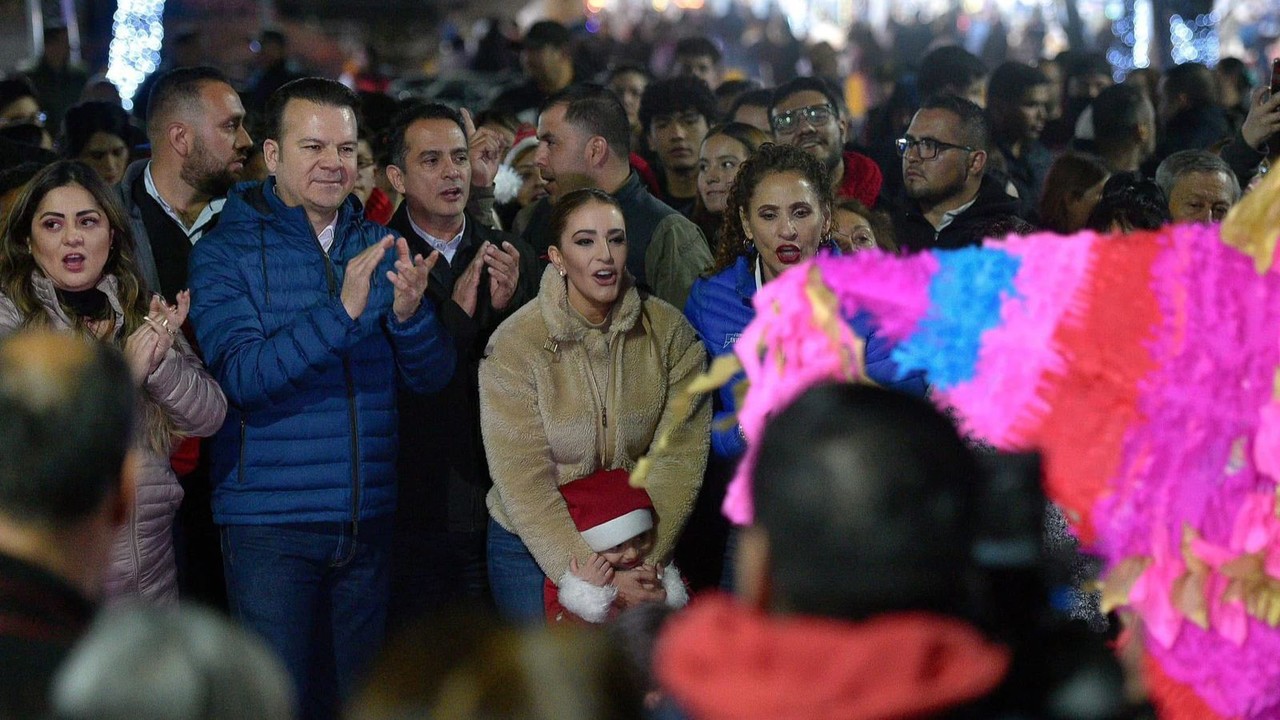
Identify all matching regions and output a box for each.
[105,0,164,112]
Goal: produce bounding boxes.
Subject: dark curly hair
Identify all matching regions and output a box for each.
[710,142,832,274]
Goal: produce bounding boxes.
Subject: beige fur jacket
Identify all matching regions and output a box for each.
[480,265,710,581]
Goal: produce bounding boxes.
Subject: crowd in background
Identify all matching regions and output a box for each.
[2,5,1280,720]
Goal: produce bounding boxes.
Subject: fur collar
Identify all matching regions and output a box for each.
[537,264,642,344]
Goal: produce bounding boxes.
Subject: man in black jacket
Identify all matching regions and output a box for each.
[892,95,1027,252]
[382,102,538,625]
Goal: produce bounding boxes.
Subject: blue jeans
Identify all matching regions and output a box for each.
[221,519,391,720]
[486,519,547,624]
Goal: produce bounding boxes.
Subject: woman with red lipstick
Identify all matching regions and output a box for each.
[480,187,710,623]
[684,143,928,586]
[0,160,226,603]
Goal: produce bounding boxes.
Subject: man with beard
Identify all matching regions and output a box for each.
[769,77,882,209]
[118,66,252,301]
[892,95,1024,252]
[115,66,250,614]
[638,76,717,218]
[519,84,710,310]
[986,62,1054,221]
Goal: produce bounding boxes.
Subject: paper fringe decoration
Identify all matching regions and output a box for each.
[709,169,1280,719]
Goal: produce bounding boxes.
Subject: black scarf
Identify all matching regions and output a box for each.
[55,286,110,320]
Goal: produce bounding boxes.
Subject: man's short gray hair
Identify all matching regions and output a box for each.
[52,604,296,720]
[1155,150,1241,203]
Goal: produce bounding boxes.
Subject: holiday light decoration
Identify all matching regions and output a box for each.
[105,0,164,112]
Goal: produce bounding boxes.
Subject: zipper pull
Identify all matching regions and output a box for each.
[602,407,608,429]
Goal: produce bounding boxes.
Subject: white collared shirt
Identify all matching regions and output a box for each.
[934,196,979,233]
[143,163,225,244]
[407,213,466,265]
[317,219,337,255]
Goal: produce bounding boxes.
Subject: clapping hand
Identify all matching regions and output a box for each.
[126,292,188,384]
[387,236,440,322]
[485,241,521,311]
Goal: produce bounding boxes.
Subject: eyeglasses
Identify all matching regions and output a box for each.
[895,136,975,160]
[771,103,835,134]
[0,111,47,129]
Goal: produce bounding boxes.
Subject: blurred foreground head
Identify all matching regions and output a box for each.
[51,604,295,720]
[742,382,984,621]
[350,610,643,720]
[0,331,133,529]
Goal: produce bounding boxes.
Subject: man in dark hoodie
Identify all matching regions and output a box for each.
[1152,63,1231,170]
[892,95,1027,251]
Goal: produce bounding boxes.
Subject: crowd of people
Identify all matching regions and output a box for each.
[1,8,1279,720]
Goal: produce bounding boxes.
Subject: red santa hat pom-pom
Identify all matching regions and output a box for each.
[561,469,655,552]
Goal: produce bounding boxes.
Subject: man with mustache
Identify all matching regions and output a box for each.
[114,66,252,613]
[117,66,252,302]
[638,76,718,218]
[769,77,882,209]
[892,95,1024,252]
[380,102,537,626]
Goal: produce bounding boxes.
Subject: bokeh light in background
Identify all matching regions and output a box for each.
[105,0,164,111]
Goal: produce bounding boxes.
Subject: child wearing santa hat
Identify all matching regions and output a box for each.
[547,469,689,623]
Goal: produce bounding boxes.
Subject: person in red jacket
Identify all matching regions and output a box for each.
[768,76,883,208]
[657,383,1132,720]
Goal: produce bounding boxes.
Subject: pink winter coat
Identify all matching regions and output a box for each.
[0,273,226,603]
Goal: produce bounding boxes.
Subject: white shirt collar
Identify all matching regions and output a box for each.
[143,162,224,244]
[935,195,979,232]
[317,219,337,254]
[407,212,466,264]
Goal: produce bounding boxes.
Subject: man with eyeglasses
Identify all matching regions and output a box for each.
[769,77,882,208]
[891,95,1026,252]
[639,76,718,218]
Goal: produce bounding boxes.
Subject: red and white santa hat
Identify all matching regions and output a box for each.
[561,469,655,552]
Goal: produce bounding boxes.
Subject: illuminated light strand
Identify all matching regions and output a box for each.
[1169,12,1219,66]
[105,0,165,112]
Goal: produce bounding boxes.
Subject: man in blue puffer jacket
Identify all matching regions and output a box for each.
[188,78,455,720]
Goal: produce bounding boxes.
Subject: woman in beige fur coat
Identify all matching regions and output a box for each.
[480,188,710,623]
